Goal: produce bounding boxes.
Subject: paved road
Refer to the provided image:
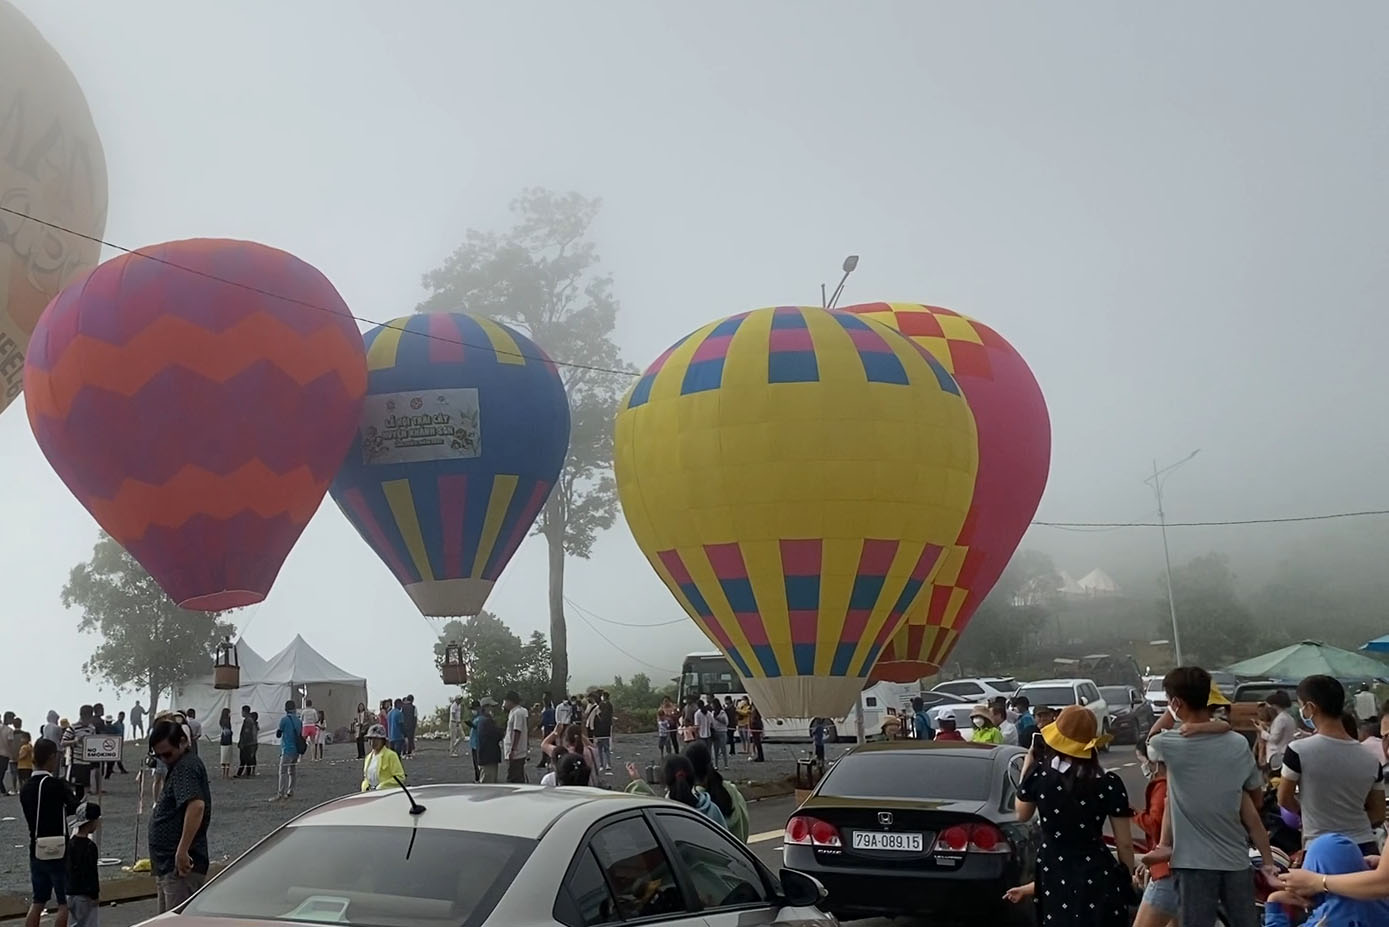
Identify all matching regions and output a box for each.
[29,751,1149,927]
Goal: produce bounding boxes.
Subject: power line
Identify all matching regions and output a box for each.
[564,595,686,628]
[14,207,1389,535]
[0,205,639,379]
[566,605,679,676]
[1031,509,1389,529]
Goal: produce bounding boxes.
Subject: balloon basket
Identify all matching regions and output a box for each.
[440,663,467,686]
[213,665,240,690]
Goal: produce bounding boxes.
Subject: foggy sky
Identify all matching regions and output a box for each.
[4,1,1385,718]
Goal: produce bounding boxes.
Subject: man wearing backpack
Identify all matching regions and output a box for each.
[272,701,303,802]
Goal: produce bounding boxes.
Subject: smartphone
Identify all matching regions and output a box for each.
[1030,732,1044,754]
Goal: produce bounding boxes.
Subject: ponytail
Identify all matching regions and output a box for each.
[683,741,733,817]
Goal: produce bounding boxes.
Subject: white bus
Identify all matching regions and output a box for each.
[677,651,919,742]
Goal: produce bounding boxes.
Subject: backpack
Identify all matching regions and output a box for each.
[294,718,308,755]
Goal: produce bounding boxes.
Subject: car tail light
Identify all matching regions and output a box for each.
[968,822,1008,853]
[937,822,1008,854]
[938,825,969,851]
[785,815,842,847]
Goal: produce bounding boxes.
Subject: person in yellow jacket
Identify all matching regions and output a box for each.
[968,705,1004,745]
[361,724,406,792]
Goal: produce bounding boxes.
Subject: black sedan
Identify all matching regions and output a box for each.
[1099,685,1155,744]
[782,741,1037,924]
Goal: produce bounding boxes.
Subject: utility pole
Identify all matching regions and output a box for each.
[1146,450,1200,667]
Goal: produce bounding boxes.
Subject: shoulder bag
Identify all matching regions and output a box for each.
[31,776,66,861]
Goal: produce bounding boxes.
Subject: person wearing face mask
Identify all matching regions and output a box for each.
[1144,667,1276,927]
[968,705,1003,745]
[1131,737,1176,927]
[1278,674,1385,857]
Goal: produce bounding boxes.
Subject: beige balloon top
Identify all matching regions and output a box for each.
[0,0,108,412]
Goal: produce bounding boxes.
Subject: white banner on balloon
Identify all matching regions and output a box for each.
[360,387,481,465]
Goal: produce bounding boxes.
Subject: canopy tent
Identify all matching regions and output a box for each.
[1222,640,1389,682]
[1077,568,1120,595]
[1362,635,1389,654]
[174,635,368,745]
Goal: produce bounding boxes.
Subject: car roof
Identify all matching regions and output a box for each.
[287,784,659,838]
[1019,678,1092,687]
[841,740,1023,759]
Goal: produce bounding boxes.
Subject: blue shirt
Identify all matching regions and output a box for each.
[469,711,482,750]
[542,706,556,728]
[387,708,404,742]
[913,710,934,739]
[277,713,301,757]
[1016,711,1038,745]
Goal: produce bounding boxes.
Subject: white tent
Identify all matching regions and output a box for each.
[174,636,368,745]
[1077,568,1120,595]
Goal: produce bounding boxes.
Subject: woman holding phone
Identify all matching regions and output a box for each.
[1016,705,1136,927]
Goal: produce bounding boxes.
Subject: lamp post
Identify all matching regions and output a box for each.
[1145,450,1200,667]
[823,255,860,311]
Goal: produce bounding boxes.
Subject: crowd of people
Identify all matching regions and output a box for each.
[652,693,766,763]
[989,665,1389,927]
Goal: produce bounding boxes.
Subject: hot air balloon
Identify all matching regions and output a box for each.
[25,238,367,609]
[330,313,570,621]
[842,302,1050,681]
[0,0,108,415]
[615,305,979,720]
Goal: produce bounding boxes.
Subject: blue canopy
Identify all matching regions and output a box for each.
[1362,635,1389,654]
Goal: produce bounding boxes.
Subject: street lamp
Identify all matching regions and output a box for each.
[1145,449,1200,667]
[823,255,860,311]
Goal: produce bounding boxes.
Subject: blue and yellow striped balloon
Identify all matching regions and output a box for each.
[331,313,570,617]
[615,306,979,720]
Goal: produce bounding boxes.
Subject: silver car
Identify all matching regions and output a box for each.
[140,784,835,927]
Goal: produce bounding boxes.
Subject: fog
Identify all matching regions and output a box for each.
[3,1,1386,717]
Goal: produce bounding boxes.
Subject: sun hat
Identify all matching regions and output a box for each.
[1207,684,1231,707]
[366,724,388,740]
[1042,704,1110,758]
[968,704,993,723]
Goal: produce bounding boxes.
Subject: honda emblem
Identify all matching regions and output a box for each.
[877,811,893,827]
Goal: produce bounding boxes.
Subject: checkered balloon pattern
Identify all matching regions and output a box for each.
[615,306,979,719]
[841,303,1050,681]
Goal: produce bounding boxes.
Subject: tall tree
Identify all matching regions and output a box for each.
[432,611,553,708]
[419,188,634,693]
[1158,552,1261,665]
[62,534,237,714]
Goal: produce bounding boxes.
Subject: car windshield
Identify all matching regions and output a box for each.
[1146,679,1164,693]
[1019,686,1077,707]
[818,752,993,802]
[1210,672,1238,690]
[183,824,534,927]
[1099,687,1131,704]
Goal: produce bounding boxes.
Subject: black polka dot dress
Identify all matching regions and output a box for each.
[1017,764,1134,927]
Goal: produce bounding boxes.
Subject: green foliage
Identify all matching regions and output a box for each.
[1156,552,1262,665]
[419,188,635,692]
[62,533,237,714]
[604,673,677,709]
[432,611,553,708]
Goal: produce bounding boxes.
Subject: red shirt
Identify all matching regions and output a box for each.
[1133,776,1170,880]
[935,729,965,742]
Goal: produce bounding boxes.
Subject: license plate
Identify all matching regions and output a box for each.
[851,831,924,852]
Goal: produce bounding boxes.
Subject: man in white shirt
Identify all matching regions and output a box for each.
[695,701,714,747]
[554,697,573,731]
[448,698,463,757]
[503,691,529,784]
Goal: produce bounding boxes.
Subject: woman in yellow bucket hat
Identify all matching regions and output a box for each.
[1015,704,1136,926]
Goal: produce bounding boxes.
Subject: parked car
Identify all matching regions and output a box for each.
[1210,670,1240,699]
[143,784,835,927]
[1143,675,1168,711]
[930,677,1018,703]
[1013,679,1110,750]
[1098,685,1154,744]
[783,741,1037,924]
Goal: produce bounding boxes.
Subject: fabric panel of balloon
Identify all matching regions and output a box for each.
[24,238,367,610]
[330,312,570,620]
[615,305,979,719]
[843,302,1050,682]
[0,0,108,414]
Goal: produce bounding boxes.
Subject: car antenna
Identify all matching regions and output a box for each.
[392,776,427,816]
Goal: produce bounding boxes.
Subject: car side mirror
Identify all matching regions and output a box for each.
[1079,697,1088,706]
[779,868,828,907]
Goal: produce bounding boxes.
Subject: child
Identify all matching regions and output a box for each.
[935,715,965,742]
[1035,705,1059,729]
[1264,833,1389,926]
[1132,738,1176,927]
[67,801,101,927]
[15,731,33,785]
